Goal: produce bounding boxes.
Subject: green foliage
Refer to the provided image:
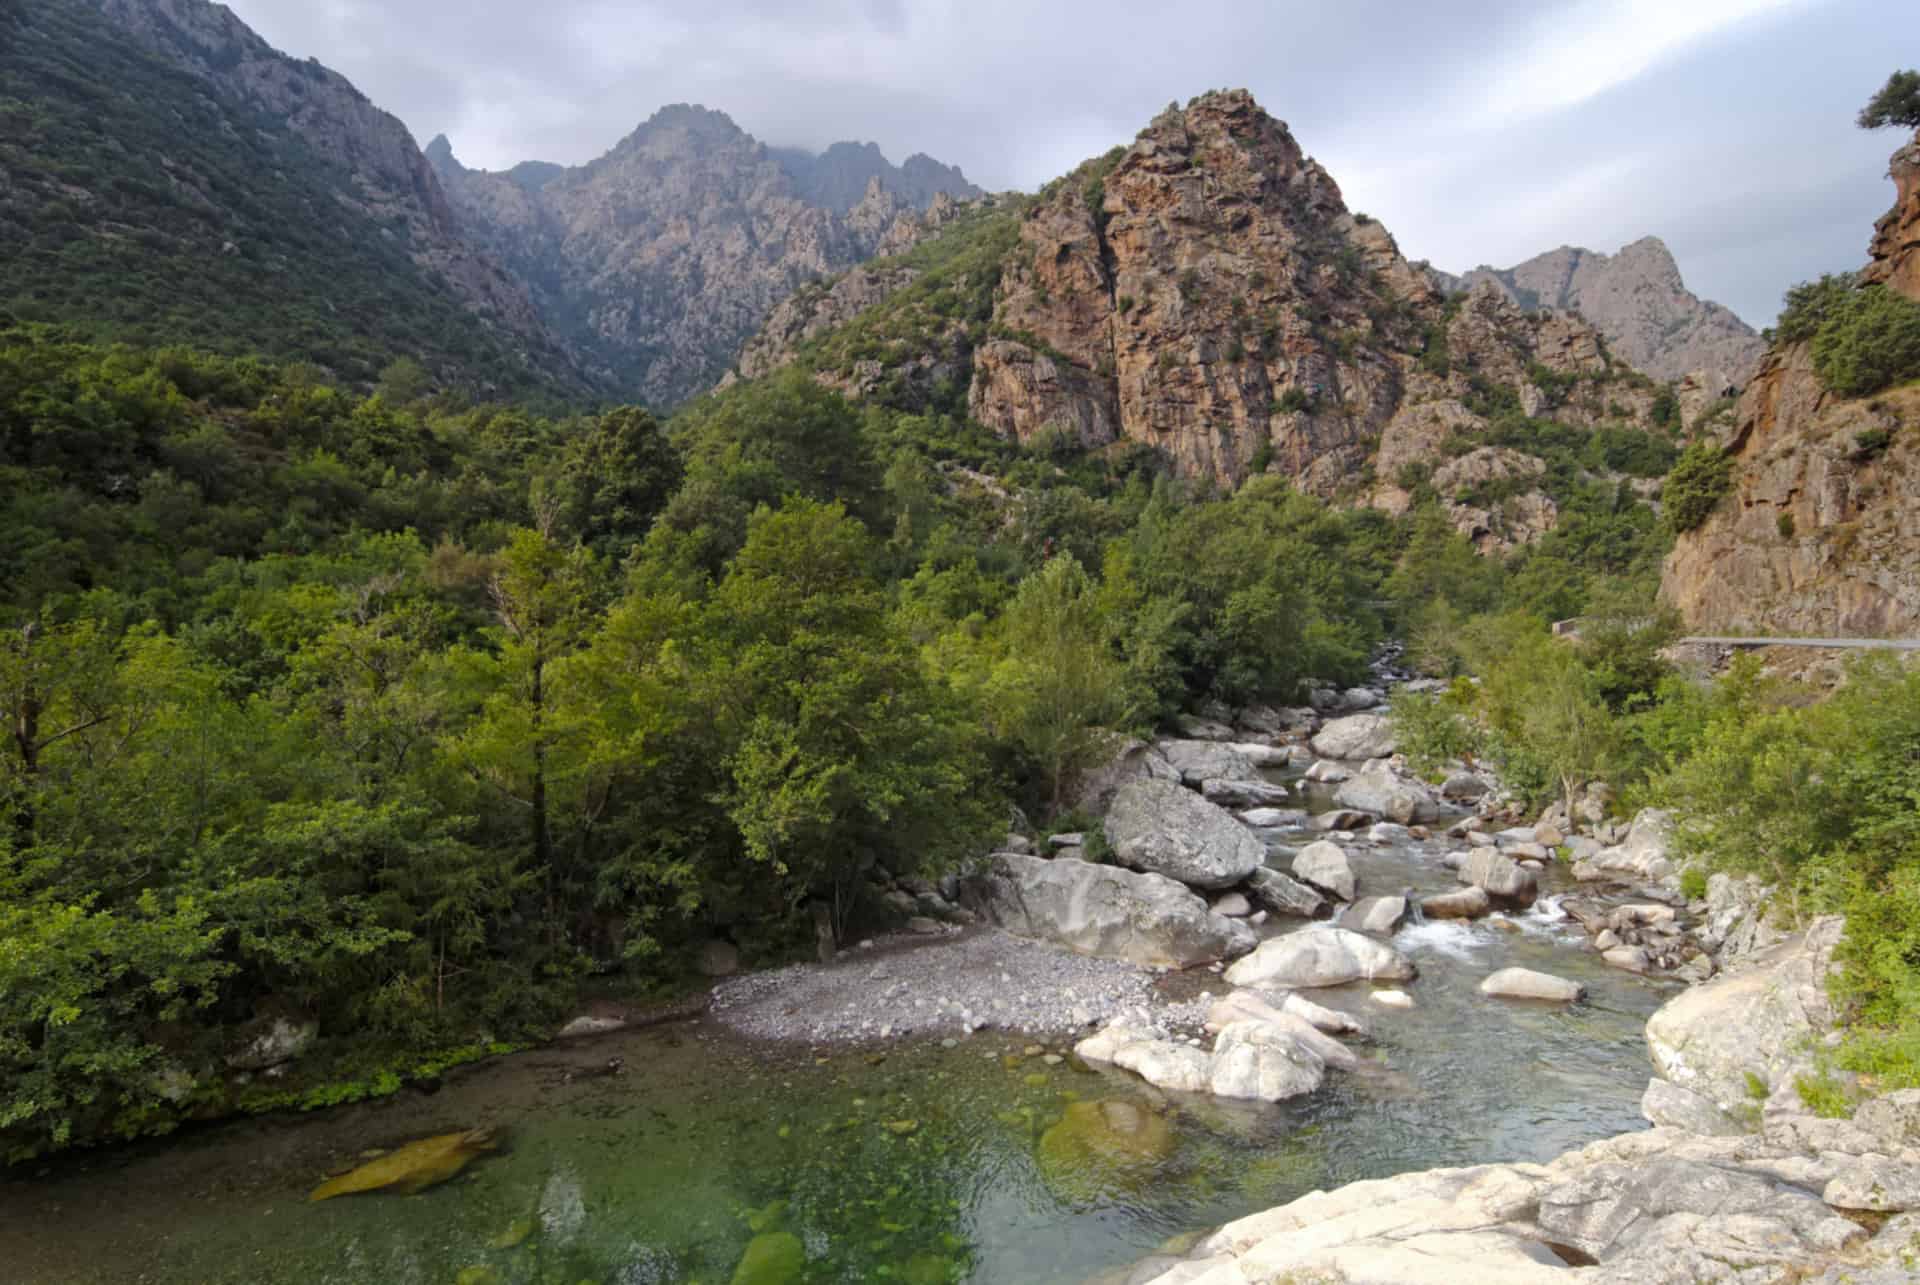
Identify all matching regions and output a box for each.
[1664,443,1732,533]
[0,3,579,396]
[1772,274,1858,344]
[1653,659,1920,1088]
[1276,388,1314,414]
[1810,284,1920,397]
[1778,511,1797,539]
[1857,69,1920,129]
[1854,427,1894,459]
[1389,688,1483,779]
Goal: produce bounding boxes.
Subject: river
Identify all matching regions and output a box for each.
[2,811,1672,1284]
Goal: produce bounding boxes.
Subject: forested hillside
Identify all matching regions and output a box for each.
[0,0,579,396]
[0,307,1690,1158]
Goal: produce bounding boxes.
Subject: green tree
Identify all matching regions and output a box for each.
[1858,69,1920,130]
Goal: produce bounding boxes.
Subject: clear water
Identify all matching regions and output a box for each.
[1,823,1671,1285]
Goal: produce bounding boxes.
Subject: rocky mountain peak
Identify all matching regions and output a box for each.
[1437,236,1765,386]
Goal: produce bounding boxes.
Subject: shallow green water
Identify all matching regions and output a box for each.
[2,833,1671,1285]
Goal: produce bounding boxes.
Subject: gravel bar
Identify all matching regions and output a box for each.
[709,926,1218,1044]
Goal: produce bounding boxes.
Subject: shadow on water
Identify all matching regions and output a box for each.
[0,830,1670,1285]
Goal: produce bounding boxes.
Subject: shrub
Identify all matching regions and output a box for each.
[1664,443,1731,533]
[1853,427,1894,459]
[1777,511,1796,539]
[1771,274,1857,344]
[1389,689,1483,779]
[1276,387,1313,414]
[1810,284,1920,397]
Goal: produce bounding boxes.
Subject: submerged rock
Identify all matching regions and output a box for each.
[731,1230,806,1285]
[1036,1098,1177,1204]
[1105,780,1267,890]
[309,1128,500,1201]
[1479,967,1584,1003]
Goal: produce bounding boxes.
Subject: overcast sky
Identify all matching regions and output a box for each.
[226,0,1911,327]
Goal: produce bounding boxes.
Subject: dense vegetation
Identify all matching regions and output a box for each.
[0,309,1706,1158]
[1770,273,1920,399]
[0,1,578,398]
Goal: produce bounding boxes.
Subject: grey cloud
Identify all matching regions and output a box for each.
[227,0,1910,329]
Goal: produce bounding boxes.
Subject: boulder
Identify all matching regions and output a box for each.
[226,1013,319,1071]
[1174,713,1236,741]
[556,1014,626,1039]
[1645,915,1844,1113]
[1156,739,1259,786]
[1439,770,1489,801]
[1340,895,1408,935]
[1334,768,1440,825]
[1308,714,1396,762]
[1290,841,1356,901]
[1224,927,1416,989]
[1602,945,1652,974]
[1340,686,1382,710]
[1245,867,1326,919]
[1202,994,1363,1071]
[1106,780,1267,889]
[1457,846,1537,905]
[1310,809,1371,832]
[1420,887,1491,920]
[1237,807,1307,829]
[1573,808,1678,886]
[1304,759,1351,784]
[698,939,741,978]
[1068,736,1182,815]
[959,852,1254,967]
[1275,991,1367,1035]
[1226,742,1295,768]
[1825,1159,1920,1213]
[1199,778,1293,808]
[1211,892,1252,918]
[1478,968,1584,1003]
[1208,1020,1328,1101]
[1640,1078,1748,1135]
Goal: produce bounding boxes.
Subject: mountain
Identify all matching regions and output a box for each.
[732,90,1687,552]
[1662,128,1920,636]
[771,140,982,213]
[1430,239,1766,387]
[0,0,576,394]
[428,109,982,406]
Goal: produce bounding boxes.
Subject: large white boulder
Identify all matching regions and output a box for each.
[1155,739,1260,785]
[958,852,1254,967]
[1573,808,1679,886]
[1335,767,1441,825]
[1105,779,1267,890]
[1308,713,1397,762]
[1224,927,1417,989]
[1645,915,1844,1114]
[1068,736,1181,815]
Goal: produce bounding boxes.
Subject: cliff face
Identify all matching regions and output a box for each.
[1662,129,1920,636]
[1436,238,1766,387]
[738,91,1670,543]
[432,111,979,406]
[771,142,982,213]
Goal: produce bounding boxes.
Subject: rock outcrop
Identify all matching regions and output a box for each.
[958,852,1253,967]
[1644,915,1844,1114]
[1662,127,1920,637]
[734,90,1674,524]
[1434,237,1767,386]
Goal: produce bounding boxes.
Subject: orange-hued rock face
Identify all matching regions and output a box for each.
[1662,129,1920,637]
[1864,131,1920,303]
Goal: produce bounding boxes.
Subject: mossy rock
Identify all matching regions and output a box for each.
[730,1231,806,1285]
[1036,1099,1176,1204]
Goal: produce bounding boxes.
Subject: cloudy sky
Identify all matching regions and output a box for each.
[226,0,1909,327]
